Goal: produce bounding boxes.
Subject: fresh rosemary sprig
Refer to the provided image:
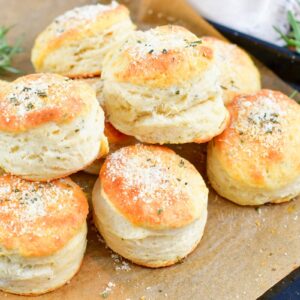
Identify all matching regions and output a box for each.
[274,7,300,54]
[0,26,22,74]
[289,89,300,103]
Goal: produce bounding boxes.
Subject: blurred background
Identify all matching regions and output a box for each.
[189,0,300,91]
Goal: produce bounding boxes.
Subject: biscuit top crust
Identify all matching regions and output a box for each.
[213,90,300,188]
[32,2,132,73]
[105,25,214,88]
[0,73,94,132]
[202,36,260,98]
[202,36,255,69]
[52,2,120,36]
[100,144,208,230]
[0,175,88,257]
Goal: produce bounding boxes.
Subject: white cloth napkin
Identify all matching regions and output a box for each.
[188,0,300,46]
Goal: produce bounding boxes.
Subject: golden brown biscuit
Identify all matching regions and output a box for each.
[0,73,108,181]
[31,2,136,78]
[102,25,229,144]
[207,90,300,205]
[93,144,208,267]
[0,175,88,295]
[76,77,104,107]
[202,36,261,105]
[0,81,8,174]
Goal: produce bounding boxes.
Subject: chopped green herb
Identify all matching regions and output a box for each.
[179,159,185,167]
[175,90,180,95]
[9,96,20,106]
[36,90,47,97]
[157,208,163,215]
[148,49,154,54]
[26,103,34,110]
[187,40,202,47]
[162,48,168,54]
[176,256,185,264]
[100,291,109,298]
[230,80,237,88]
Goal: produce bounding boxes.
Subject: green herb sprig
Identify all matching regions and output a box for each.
[274,9,300,54]
[289,89,300,103]
[0,26,22,74]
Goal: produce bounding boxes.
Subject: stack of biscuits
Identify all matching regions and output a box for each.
[0,1,298,295]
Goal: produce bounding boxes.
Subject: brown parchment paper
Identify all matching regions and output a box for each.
[0,0,300,299]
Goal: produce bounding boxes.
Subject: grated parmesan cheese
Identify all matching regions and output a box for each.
[53,2,119,36]
[104,145,186,206]
[0,176,74,236]
[230,91,286,158]
[123,27,203,60]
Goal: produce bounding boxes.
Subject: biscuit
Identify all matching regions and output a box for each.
[207,90,300,205]
[84,122,135,175]
[76,77,104,107]
[0,80,8,88]
[93,144,208,267]
[0,73,108,181]
[202,37,261,104]
[31,2,136,78]
[102,25,229,144]
[0,175,88,295]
